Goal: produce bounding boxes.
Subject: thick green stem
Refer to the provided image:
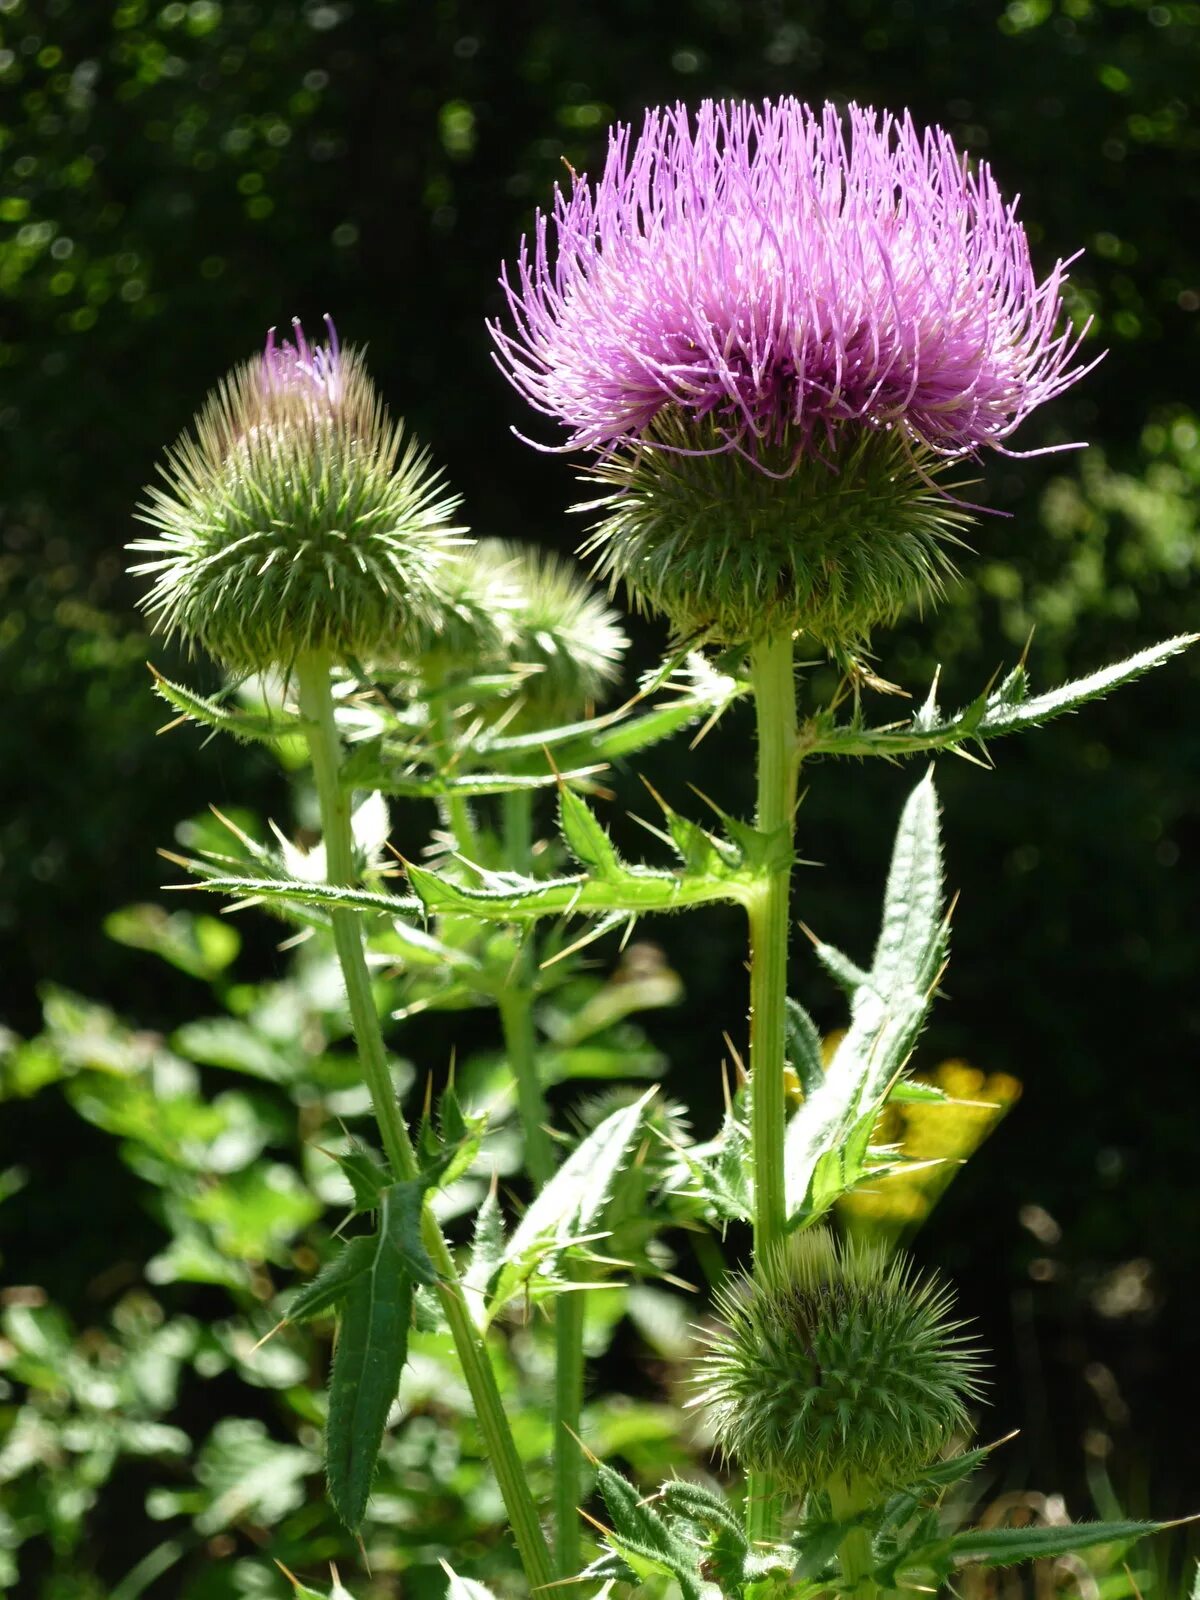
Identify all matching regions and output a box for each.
[828,1478,880,1599]
[745,632,800,1545]
[500,790,584,1579]
[295,654,553,1593]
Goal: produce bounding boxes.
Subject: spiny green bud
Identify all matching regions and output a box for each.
[695,1229,984,1499]
[487,540,628,721]
[408,538,627,721]
[580,414,971,650]
[130,316,464,672]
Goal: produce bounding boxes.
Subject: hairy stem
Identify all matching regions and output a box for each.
[295,654,554,1592]
[828,1477,880,1599]
[500,791,584,1578]
[745,631,800,1545]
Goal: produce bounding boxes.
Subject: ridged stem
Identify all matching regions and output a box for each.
[745,632,800,1545]
[827,1477,880,1599]
[499,790,584,1579]
[295,654,553,1593]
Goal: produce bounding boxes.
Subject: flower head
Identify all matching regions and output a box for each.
[496,100,1090,467]
[494,100,1096,646]
[131,316,464,672]
[695,1229,984,1500]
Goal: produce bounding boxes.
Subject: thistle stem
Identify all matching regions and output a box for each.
[827,1477,880,1599]
[499,790,584,1579]
[552,1289,585,1576]
[745,631,800,1544]
[499,794,556,1187]
[295,654,554,1593]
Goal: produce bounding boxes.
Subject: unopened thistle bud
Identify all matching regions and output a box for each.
[130,316,464,671]
[487,540,628,721]
[695,1230,984,1500]
[408,538,627,721]
[494,99,1096,648]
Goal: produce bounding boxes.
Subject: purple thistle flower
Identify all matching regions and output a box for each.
[494,99,1094,472]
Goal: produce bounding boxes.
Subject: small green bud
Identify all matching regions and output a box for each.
[408,538,628,721]
[580,414,971,649]
[488,540,628,721]
[695,1229,984,1499]
[130,317,464,672]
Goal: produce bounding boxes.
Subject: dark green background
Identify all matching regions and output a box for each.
[2,0,1198,1555]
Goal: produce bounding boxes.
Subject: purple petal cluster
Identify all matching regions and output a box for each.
[264,313,344,410]
[494,99,1093,471]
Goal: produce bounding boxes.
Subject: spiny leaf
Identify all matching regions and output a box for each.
[559,787,626,881]
[334,1146,389,1216]
[325,1247,413,1530]
[785,998,824,1097]
[900,1518,1167,1578]
[151,668,303,746]
[804,634,1197,760]
[786,774,945,1225]
[488,1091,655,1317]
[343,744,604,798]
[406,858,754,924]
[595,1461,704,1600]
[286,1235,376,1324]
[180,874,420,918]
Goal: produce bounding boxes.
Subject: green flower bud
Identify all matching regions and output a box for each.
[407,538,628,722]
[695,1229,984,1500]
[130,317,464,672]
[580,414,971,650]
[488,540,628,721]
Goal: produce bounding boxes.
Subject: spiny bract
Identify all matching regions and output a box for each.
[695,1229,985,1499]
[580,415,972,647]
[130,317,464,672]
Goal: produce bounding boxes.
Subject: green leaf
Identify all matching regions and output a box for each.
[785,773,946,1225]
[151,669,303,746]
[596,1460,704,1600]
[342,742,603,797]
[904,1518,1166,1576]
[488,1091,655,1316]
[286,1235,376,1324]
[804,635,1197,760]
[656,1479,745,1545]
[406,858,752,924]
[379,1180,437,1286]
[105,904,241,981]
[182,875,420,918]
[334,1146,390,1215]
[326,1264,413,1531]
[318,1184,436,1527]
[559,787,626,881]
[785,998,824,1097]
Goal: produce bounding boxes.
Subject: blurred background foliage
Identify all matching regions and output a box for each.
[1,0,1198,1594]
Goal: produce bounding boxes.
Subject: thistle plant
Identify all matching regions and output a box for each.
[123,102,1196,1600]
[493,96,1103,1546]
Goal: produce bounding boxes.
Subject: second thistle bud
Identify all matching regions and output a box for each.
[131,317,464,673]
[695,1230,984,1502]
